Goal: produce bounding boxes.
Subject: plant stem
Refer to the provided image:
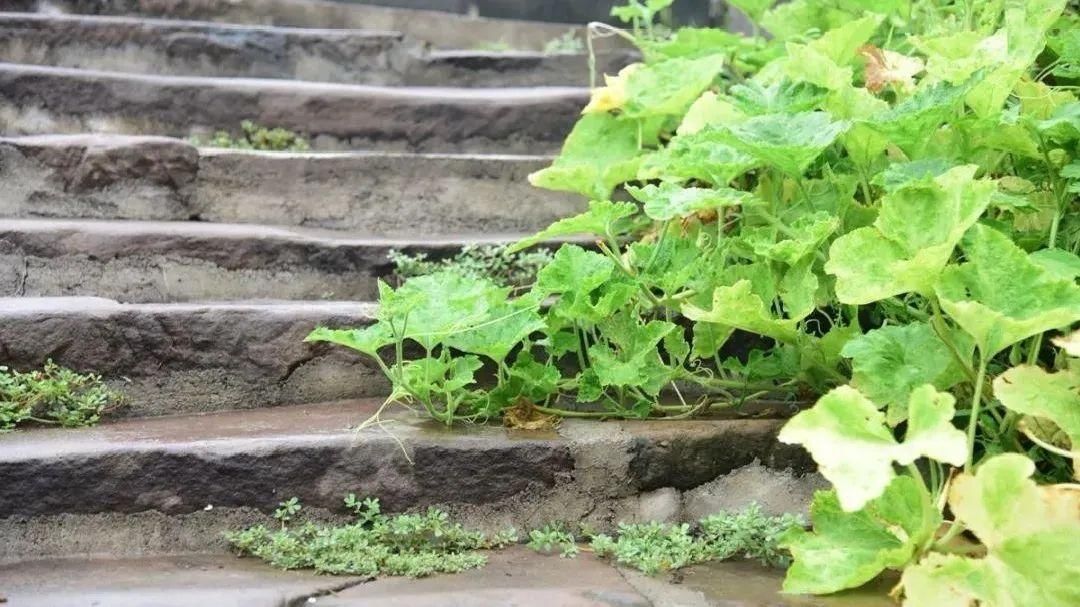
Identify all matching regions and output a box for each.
[965,355,989,473]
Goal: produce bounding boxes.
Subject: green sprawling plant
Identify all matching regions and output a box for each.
[226,496,517,577]
[190,120,310,151]
[528,505,802,573]
[314,1,1079,600]
[388,244,554,289]
[0,361,121,430]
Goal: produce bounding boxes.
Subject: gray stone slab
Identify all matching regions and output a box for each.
[0,553,365,607]
[0,11,413,85]
[0,218,524,301]
[0,297,387,416]
[324,547,649,606]
[0,63,587,153]
[25,0,592,50]
[0,399,807,558]
[0,12,633,86]
[0,134,586,234]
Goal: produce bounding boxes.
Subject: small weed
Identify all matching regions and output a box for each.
[544,30,585,55]
[526,523,579,558]
[190,120,310,151]
[226,496,517,577]
[388,244,554,289]
[528,505,803,574]
[0,361,121,431]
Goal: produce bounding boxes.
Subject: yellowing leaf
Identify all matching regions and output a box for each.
[994,365,1080,463]
[859,45,924,93]
[779,385,966,511]
[581,63,641,114]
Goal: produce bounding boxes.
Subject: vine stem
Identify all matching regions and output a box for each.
[965,355,989,473]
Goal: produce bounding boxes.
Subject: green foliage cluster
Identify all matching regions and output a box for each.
[191,120,310,151]
[544,30,586,55]
[388,244,554,289]
[0,361,120,430]
[316,1,1080,601]
[226,496,517,577]
[528,505,802,574]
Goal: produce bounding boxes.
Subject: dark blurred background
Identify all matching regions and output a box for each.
[337,0,726,26]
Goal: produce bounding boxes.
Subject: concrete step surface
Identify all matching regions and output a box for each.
[0,12,635,86]
[0,399,814,558]
[6,0,590,50]
[0,134,585,235]
[0,63,587,153]
[0,548,894,607]
[0,297,385,416]
[0,218,530,301]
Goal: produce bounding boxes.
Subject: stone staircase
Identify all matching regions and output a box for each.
[0,1,827,604]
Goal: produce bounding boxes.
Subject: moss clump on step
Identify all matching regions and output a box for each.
[190,120,310,152]
[0,360,121,431]
[388,243,554,289]
[226,496,517,577]
[528,504,803,574]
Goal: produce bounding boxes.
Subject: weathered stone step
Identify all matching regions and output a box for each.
[15,0,590,51]
[0,548,890,607]
[0,12,633,86]
[0,297,385,417]
[0,218,523,302]
[0,398,813,560]
[0,134,585,232]
[0,63,587,153]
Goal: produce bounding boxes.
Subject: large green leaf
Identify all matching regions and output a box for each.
[527,113,644,199]
[901,454,1080,607]
[842,322,972,425]
[508,200,637,252]
[863,78,977,156]
[781,476,939,595]
[743,211,839,266]
[445,296,545,363]
[779,385,967,511]
[681,279,802,344]
[637,129,758,185]
[375,272,506,350]
[713,111,849,177]
[994,365,1080,458]
[826,165,994,305]
[628,182,756,221]
[936,224,1080,356]
[306,323,394,358]
[589,317,679,394]
[622,54,728,120]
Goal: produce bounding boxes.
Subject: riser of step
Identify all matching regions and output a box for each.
[12,0,591,51]
[0,400,814,559]
[0,219,514,302]
[0,135,585,233]
[0,63,587,153]
[0,13,634,86]
[0,297,386,417]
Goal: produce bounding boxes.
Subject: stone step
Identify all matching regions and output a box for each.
[0,12,634,86]
[0,398,813,559]
[0,297,385,417]
[0,548,893,607]
[0,218,526,302]
[0,134,585,232]
[0,63,587,153]
[11,0,593,51]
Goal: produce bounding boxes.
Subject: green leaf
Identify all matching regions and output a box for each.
[842,322,972,425]
[691,322,735,359]
[871,158,953,193]
[622,54,728,120]
[536,244,614,296]
[936,224,1080,356]
[681,280,801,344]
[637,129,758,185]
[379,273,506,350]
[783,42,853,91]
[727,80,829,115]
[1030,248,1080,280]
[627,182,755,221]
[305,324,393,358]
[864,78,977,156]
[590,317,678,393]
[744,211,839,265]
[527,113,644,199]
[826,165,994,305]
[1037,102,1080,142]
[901,454,1080,607]
[714,111,849,176]
[445,297,545,363]
[727,0,773,21]
[677,91,746,135]
[779,385,966,511]
[781,476,939,595]
[509,200,637,252]
[994,365,1080,457]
